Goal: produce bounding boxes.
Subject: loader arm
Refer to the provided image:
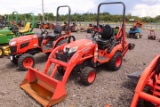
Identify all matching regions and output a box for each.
[48,44,96,85]
[130,55,160,107]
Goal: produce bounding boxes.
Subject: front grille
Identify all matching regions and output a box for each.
[20,42,29,49]
[10,46,17,53]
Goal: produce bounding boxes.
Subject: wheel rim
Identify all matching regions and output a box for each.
[23,58,33,68]
[115,56,122,67]
[88,71,96,83]
[0,49,2,56]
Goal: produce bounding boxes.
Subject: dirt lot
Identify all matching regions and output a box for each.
[0,29,160,107]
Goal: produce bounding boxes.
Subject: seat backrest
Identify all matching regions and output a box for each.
[24,22,31,31]
[54,24,63,34]
[101,24,114,40]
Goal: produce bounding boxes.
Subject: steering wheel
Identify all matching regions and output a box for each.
[40,28,48,35]
[68,36,76,43]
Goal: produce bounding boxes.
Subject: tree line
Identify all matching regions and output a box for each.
[1,12,160,23]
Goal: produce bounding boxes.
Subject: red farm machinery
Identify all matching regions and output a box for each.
[9,5,75,70]
[20,2,135,107]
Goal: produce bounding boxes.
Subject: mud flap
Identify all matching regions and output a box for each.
[20,67,66,107]
[128,71,143,84]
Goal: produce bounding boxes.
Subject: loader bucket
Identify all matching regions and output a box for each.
[20,67,66,107]
[128,71,143,84]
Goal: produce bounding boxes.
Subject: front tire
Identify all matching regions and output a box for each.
[107,51,122,71]
[57,67,65,76]
[135,33,140,39]
[0,47,4,58]
[18,53,35,71]
[80,67,96,85]
[10,56,18,64]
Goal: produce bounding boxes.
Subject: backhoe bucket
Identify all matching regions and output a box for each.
[127,71,143,84]
[20,67,66,107]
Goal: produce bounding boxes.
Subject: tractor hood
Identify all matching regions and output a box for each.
[63,39,94,53]
[9,34,38,46]
[0,28,13,36]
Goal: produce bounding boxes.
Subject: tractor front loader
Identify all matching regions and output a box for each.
[20,2,135,107]
[129,55,160,107]
[106,55,160,107]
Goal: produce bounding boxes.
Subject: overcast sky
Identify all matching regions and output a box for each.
[0,0,160,17]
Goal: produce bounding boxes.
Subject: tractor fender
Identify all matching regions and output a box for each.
[53,35,69,48]
[105,44,123,59]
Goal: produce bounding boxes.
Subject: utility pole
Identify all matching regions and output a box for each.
[42,0,44,22]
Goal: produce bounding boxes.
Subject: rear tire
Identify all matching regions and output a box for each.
[107,51,122,71]
[80,67,96,85]
[0,47,4,58]
[18,53,35,71]
[45,52,51,57]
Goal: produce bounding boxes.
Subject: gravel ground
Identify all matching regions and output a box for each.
[0,29,160,107]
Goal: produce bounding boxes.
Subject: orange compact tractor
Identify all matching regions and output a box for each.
[39,22,55,30]
[20,2,135,107]
[9,5,75,70]
[148,29,156,40]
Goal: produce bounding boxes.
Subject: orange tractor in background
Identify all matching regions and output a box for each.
[39,22,55,29]
[9,5,75,70]
[20,2,135,107]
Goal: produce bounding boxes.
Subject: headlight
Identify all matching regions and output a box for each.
[68,46,78,53]
[64,46,78,54]
[9,41,16,46]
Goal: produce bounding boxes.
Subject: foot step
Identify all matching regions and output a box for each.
[98,56,108,60]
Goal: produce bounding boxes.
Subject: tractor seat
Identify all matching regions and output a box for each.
[19,22,31,33]
[46,33,59,41]
[43,24,63,40]
[96,24,114,50]
[54,24,63,34]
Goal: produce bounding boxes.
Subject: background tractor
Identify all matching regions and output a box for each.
[18,13,35,35]
[0,15,9,29]
[20,2,134,107]
[127,20,144,39]
[9,5,75,70]
[0,12,35,58]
